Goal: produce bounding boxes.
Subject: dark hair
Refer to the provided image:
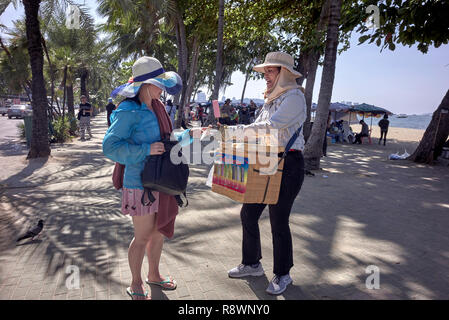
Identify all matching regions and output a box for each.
[119,94,141,107]
[384,114,388,119]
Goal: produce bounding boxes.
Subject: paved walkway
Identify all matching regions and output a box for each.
[0,113,448,300]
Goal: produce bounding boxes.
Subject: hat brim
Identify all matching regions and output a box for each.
[253,63,302,78]
[111,71,182,98]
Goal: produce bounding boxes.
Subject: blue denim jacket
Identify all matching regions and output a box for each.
[102,99,191,189]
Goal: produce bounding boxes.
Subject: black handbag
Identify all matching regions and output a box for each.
[140,139,189,207]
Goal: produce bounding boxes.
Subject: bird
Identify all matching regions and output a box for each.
[16,220,44,242]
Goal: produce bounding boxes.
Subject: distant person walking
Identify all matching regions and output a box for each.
[353,119,369,144]
[378,114,389,146]
[106,98,116,127]
[77,95,93,140]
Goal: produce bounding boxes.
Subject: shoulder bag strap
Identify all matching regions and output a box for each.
[278,124,303,165]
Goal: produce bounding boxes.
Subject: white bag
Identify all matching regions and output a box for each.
[205,165,214,188]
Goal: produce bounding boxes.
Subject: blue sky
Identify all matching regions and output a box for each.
[1,0,448,114]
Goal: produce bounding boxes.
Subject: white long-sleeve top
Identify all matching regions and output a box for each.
[226,88,306,151]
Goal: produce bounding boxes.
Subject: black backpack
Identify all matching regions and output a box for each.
[140,139,189,207]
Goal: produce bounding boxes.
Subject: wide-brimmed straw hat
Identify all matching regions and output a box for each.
[111,56,182,98]
[253,52,302,78]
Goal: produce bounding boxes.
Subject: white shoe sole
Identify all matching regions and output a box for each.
[266,278,293,295]
[228,270,265,278]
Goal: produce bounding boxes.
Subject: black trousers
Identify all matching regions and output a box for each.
[379,130,388,145]
[240,151,305,276]
[354,133,368,144]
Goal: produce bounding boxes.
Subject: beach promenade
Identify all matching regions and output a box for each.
[0,114,448,300]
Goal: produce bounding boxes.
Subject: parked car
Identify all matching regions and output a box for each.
[7,104,32,119]
[0,105,9,116]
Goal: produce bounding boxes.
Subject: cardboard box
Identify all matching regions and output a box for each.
[211,142,285,204]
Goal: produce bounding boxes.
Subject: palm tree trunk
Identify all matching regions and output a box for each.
[174,9,188,129]
[80,68,89,100]
[41,35,55,121]
[184,36,200,108]
[296,49,309,86]
[240,70,250,105]
[303,0,342,170]
[211,0,225,100]
[303,50,319,141]
[408,89,449,163]
[303,0,331,141]
[62,65,67,120]
[67,83,74,117]
[23,0,50,159]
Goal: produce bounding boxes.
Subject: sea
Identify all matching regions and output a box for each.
[356,113,433,130]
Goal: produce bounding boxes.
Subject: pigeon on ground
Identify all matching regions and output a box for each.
[16,220,44,242]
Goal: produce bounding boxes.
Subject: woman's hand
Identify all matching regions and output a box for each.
[189,127,208,138]
[150,142,165,155]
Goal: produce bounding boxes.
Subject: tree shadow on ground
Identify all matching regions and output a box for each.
[1,118,448,299]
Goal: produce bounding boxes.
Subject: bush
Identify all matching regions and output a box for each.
[68,115,78,136]
[17,122,25,139]
[52,116,71,143]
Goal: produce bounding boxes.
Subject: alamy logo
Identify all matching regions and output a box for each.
[365,5,380,29]
[365,265,380,289]
[66,5,81,30]
[65,265,80,289]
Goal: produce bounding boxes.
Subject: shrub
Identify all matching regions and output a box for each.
[17,122,25,139]
[52,116,71,143]
[68,115,78,136]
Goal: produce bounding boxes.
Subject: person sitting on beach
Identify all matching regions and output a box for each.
[329,122,344,143]
[378,114,389,146]
[353,119,369,144]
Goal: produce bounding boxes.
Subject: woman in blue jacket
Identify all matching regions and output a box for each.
[103,57,195,300]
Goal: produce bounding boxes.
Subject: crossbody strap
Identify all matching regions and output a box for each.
[278,124,303,165]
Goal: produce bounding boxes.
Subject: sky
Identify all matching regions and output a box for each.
[1,0,448,115]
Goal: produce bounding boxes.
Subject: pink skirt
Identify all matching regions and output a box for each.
[121,187,159,216]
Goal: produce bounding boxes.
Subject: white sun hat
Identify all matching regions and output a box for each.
[253,52,302,78]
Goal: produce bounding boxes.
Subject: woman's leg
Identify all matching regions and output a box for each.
[241,203,266,265]
[145,226,176,289]
[269,152,305,276]
[128,214,155,299]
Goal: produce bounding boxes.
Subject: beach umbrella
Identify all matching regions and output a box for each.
[349,103,393,134]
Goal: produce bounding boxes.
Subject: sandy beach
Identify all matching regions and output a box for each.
[350,124,425,143]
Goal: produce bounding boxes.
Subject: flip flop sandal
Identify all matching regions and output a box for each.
[145,276,177,290]
[126,287,150,300]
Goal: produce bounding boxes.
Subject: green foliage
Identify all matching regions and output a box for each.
[346,0,449,53]
[51,116,71,143]
[67,114,78,136]
[17,122,25,139]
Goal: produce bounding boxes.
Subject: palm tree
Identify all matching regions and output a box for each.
[303,0,342,170]
[22,0,51,158]
[211,0,224,101]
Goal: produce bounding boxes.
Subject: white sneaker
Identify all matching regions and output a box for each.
[228,263,265,278]
[266,274,292,295]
